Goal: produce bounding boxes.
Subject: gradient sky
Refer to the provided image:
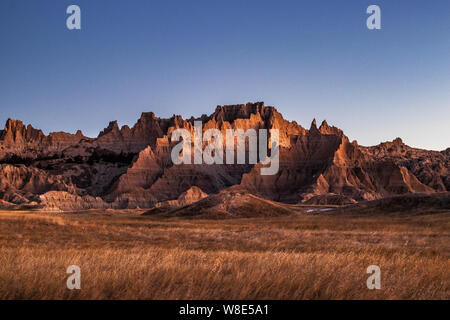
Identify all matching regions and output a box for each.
[1,0,449,150]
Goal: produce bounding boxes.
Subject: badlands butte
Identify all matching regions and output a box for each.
[0,102,449,215]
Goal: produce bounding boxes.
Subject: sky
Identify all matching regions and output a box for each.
[0,0,449,150]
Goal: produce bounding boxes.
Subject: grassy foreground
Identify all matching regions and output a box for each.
[0,210,448,299]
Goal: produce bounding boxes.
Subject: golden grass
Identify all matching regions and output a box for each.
[0,210,448,299]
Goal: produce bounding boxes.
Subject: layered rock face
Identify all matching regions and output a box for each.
[0,164,77,204]
[0,119,87,159]
[153,186,208,210]
[0,102,448,210]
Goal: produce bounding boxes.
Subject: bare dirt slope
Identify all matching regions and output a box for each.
[145,186,294,218]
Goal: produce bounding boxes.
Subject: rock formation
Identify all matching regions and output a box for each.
[0,102,448,211]
[146,186,292,218]
[153,186,208,210]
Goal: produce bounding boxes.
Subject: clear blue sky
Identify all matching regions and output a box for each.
[1,0,449,150]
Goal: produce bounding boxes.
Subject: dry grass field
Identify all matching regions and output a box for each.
[0,209,448,300]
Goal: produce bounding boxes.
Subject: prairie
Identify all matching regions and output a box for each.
[0,209,448,299]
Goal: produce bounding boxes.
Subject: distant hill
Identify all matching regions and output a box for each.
[144,187,294,218]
